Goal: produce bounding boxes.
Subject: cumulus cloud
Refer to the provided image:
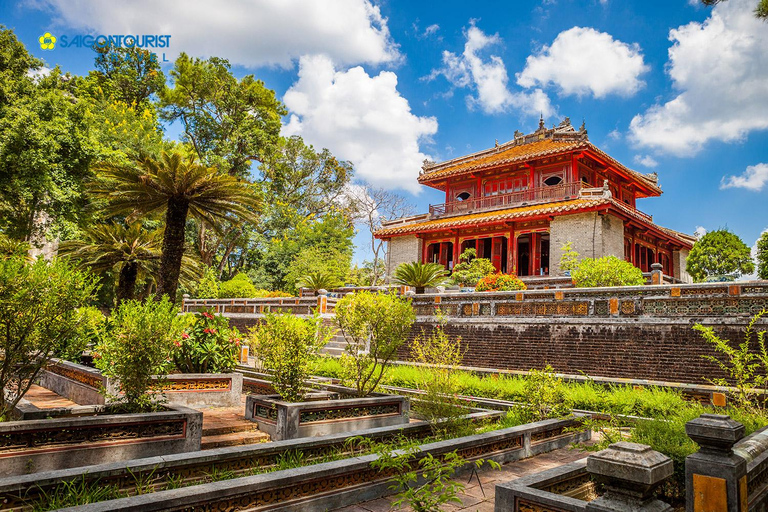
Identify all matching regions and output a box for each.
[34,0,400,68]
[721,163,768,191]
[426,23,553,116]
[283,55,438,194]
[694,226,707,239]
[629,0,768,155]
[633,155,658,168]
[517,27,649,98]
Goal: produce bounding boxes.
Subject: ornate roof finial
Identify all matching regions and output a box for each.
[495,139,499,148]
[580,118,586,132]
[538,113,545,130]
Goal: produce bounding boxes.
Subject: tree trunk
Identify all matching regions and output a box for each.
[116,262,138,304]
[156,199,190,301]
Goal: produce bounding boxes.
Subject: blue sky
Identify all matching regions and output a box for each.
[2,0,767,263]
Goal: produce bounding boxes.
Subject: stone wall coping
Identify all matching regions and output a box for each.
[0,409,500,496]
[496,459,589,512]
[249,393,405,410]
[0,404,199,433]
[163,372,239,380]
[53,416,584,512]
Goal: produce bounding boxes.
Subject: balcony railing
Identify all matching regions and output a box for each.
[429,182,583,218]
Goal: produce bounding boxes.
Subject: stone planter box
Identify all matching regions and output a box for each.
[38,360,242,408]
[245,390,409,441]
[0,404,202,477]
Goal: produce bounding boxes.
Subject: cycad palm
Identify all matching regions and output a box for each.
[92,152,259,299]
[297,270,341,292]
[60,223,166,303]
[393,261,449,294]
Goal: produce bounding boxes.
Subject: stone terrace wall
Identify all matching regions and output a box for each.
[401,282,768,385]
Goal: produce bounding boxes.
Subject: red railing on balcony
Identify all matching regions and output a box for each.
[429,182,583,218]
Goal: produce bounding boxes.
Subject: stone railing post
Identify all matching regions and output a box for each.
[651,262,663,285]
[317,289,328,314]
[685,414,747,512]
[585,442,673,512]
[182,293,190,312]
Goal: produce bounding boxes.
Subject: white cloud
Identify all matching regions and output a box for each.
[721,163,768,191]
[35,0,400,68]
[629,0,768,155]
[25,66,51,80]
[517,27,648,98]
[607,129,622,141]
[633,154,658,168]
[426,23,553,116]
[423,24,440,37]
[283,55,437,194]
[694,226,707,239]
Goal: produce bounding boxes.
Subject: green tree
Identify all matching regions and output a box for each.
[159,53,285,177]
[0,257,98,419]
[91,151,259,300]
[335,291,415,397]
[89,45,165,108]
[756,231,768,280]
[0,29,95,241]
[686,229,755,282]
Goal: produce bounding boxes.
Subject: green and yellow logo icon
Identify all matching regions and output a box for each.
[39,32,56,50]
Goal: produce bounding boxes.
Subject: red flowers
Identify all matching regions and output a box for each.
[203,328,218,335]
[201,312,214,319]
[181,332,190,339]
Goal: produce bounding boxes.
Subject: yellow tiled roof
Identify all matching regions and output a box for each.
[418,139,661,195]
[418,139,581,182]
[375,198,608,237]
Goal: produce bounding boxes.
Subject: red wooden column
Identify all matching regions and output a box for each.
[508,227,516,274]
[571,153,579,183]
[530,233,538,276]
[422,240,428,264]
[453,235,460,268]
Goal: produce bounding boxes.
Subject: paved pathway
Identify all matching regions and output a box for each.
[332,445,592,512]
[23,384,78,408]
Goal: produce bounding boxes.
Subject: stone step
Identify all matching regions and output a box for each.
[202,422,261,437]
[201,430,270,450]
[320,347,345,357]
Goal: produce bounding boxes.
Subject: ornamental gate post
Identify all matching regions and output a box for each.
[685,414,747,512]
[651,262,663,285]
[585,442,673,512]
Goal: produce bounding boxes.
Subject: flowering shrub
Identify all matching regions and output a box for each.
[475,273,527,292]
[571,256,644,288]
[173,309,240,374]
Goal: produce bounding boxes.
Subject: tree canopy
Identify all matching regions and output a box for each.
[686,229,755,281]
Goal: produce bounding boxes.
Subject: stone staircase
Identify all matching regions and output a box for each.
[320,332,349,357]
[200,407,270,449]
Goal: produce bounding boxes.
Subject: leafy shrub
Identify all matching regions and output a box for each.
[56,306,105,363]
[475,273,526,292]
[393,261,449,293]
[0,257,98,419]
[695,310,768,409]
[450,249,496,287]
[335,291,415,396]
[571,256,644,288]
[410,311,467,434]
[218,273,258,298]
[195,266,220,299]
[512,365,571,422]
[249,313,332,402]
[559,241,579,275]
[173,309,240,374]
[94,297,183,411]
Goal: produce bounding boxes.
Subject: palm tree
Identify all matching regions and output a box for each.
[297,270,341,293]
[393,261,450,294]
[60,222,199,304]
[91,152,259,299]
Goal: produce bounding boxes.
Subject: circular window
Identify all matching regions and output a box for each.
[456,192,471,201]
[543,176,563,186]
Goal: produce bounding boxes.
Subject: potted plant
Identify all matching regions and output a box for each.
[450,249,496,292]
